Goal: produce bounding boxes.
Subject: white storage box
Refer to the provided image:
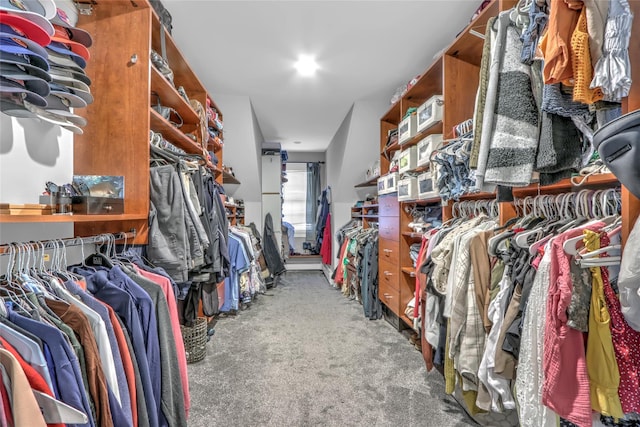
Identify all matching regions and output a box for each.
[398,146,418,174]
[383,172,399,194]
[417,171,438,200]
[397,176,418,201]
[377,173,399,195]
[417,95,443,133]
[377,176,386,194]
[417,134,442,167]
[398,114,417,145]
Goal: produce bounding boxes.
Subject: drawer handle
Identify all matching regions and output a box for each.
[104,205,113,211]
[384,271,393,276]
[383,249,393,254]
[383,293,392,299]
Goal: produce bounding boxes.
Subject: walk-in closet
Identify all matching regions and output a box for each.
[2,0,640,426]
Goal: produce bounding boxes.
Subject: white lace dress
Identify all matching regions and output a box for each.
[516,245,558,427]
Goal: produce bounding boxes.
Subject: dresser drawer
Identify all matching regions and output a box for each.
[379,239,399,266]
[378,194,399,217]
[378,217,399,241]
[379,259,399,292]
[379,277,400,316]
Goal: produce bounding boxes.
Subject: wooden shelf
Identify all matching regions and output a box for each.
[352,214,379,219]
[401,266,417,277]
[149,109,207,159]
[150,67,199,125]
[206,95,222,117]
[511,173,619,197]
[208,118,222,133]
[398,121,444,149]
[207,135,223,152]
[445,0,500,66]
[382,101,402,124]
[402,231,424,239]
[456,191,496,201]
[355,176,379,188]
[150,9,207,97]
[223,170,240,185]
[0,213,147,223]
[385,141,401,154]
[400,196,441,205]
[403,57,444,106]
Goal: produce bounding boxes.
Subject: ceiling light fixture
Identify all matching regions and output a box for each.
[294,55,318,76]
[293,140,302,144]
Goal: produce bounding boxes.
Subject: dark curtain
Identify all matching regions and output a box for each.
[306,162,321,241]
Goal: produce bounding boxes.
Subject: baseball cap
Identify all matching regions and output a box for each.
[0,76,47,106]
[0,62,50,93]
[0,37,48,70]
[49,63,89,85]
[51,25,89,61]
[43,92,87,126]
[24,98,84,133]
[46,41,85,68]
[0,0,54,36]
[0,25,48,57]
[0,0,55,19]
[0,52,50,80]
[45,47,83,72]
[48,80,87,107]
[0,13,49,45]
[49,6,91,47]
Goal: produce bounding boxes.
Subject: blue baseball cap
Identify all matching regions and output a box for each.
[0,24,47,57]
[0,37,48,70]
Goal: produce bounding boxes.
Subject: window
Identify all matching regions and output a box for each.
[282,164,308,237]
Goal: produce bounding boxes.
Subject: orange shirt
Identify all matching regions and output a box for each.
[540,0,582,84]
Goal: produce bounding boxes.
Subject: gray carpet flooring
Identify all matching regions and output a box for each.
[186,271,476,427]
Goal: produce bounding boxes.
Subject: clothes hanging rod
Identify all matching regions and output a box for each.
[283,161,325,164]
[0,230,137,254]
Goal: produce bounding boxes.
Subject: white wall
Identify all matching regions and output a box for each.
[0,114,75,244]
[213,94,265,231]
[325,96,388,271]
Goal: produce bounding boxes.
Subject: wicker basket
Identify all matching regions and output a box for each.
[180,317,207,364]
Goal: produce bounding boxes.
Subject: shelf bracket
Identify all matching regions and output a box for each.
[74,1,94,15]
[469,29,485,40]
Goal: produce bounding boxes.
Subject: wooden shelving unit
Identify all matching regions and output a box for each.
[355,177,379,188]
[0,213,148,223]
[223,170,240,185]
[350,203,379,228]
[59,1,226,244]
[377,0,519,332]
